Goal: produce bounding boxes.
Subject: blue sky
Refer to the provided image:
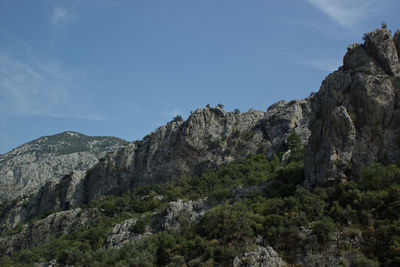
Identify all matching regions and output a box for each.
[0,0,399,153]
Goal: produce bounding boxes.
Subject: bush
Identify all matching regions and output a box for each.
[352,254,379,267]
[311,218,336,243]
[359,163,400,191]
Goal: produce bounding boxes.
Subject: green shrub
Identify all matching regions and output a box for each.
[311,218,336,243]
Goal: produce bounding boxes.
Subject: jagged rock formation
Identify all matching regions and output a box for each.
[105,198,209,249]
[0,103,310,231]
[0,131,127,201]
[105,218,152,249]
[0,171,86,230]
[291,226,363,266]
[83,103,310,203]
[233,246,287,267]
[160,198,209,231]
[0,208,95,255]
[304,28,400,189]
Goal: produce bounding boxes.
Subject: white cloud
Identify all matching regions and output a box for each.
[0,51,105,121]
[50,7,75,26]
[306,0,376,27]
[160,110,182,118]
[309,58,342,72]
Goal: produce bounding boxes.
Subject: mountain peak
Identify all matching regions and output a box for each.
[304,28,400,189]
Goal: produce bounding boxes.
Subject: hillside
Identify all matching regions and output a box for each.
[0,28,399,266]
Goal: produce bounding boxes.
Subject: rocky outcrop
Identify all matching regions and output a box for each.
[0,208,94,255]
[233,246,287,267]
[0,171,86,230]
[264,99,311,159]
[83,103,310,203]
[292,226,363,266]
[105,198,209,249]
[0,131,127,201]
[161,198,209,230]
[305,28,400,189]
[0,102,310,230]
[105,218,152,249]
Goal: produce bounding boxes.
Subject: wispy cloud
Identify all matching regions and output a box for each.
[160,110,182,118]
[306,0,376,27]
[0,39,105,121]
[309,58,342,72]
[50,7,76,26]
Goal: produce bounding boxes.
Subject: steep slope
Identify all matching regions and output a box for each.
[0,101,310,230]
[0,131,127,201]
[83,103,310,203]
[304,28,400,189]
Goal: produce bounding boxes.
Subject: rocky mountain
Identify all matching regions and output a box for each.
[82,101,310,203]
[1,28,399,267]
[0,100,310,230]
[304,28,400,189]
[0,131,127,201]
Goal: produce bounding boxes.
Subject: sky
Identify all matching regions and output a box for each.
[0,0,399,154]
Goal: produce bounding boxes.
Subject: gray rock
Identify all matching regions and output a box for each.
[83,103,310,203]
[0,131,127,201]
[304,28,400,189]
[161,198,209,230]
[35,259,73,267]
[0,171,86,231]
[0,208,94,255]
[1,101,310,231]
[394,30,400,58]
[233,246,287,267]
[105,198,209,249]
[264,99,311,159]
[293,226,363,267]
[105,218,152,249]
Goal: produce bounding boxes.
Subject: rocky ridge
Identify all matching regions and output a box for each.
[82,102,310,203]
[0,131,127,201]
[304,28,400,189]
[2,27,398,266]
[0,101,310,231]
[0,207,94,255]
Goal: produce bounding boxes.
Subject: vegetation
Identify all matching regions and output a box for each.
[1,132,399,266]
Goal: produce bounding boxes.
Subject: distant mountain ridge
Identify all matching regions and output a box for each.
[0,131,127,201]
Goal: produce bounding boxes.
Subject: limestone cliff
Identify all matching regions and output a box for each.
[0,102,310,231]
[304,28,400,189]
[83,103,310,203]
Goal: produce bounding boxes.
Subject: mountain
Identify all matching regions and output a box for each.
[82,101,310,203]
[0,100,310,231]
[1,28,399,266]
[0,131,127,201]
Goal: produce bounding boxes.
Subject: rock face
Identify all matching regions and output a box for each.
[291,226,363,267]
[0,131,127,201]
[105,218,152,249]
[0,102,310,230]
[0,208,94,255]
[83,104,310,203]
[0,171,86,230]
[161,198,209,231]
[304,28,400,189]
[233,246,287,267]
[264,99,311,158]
